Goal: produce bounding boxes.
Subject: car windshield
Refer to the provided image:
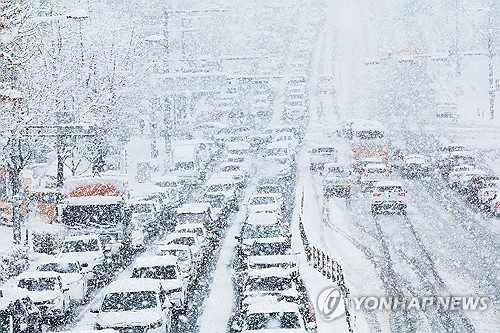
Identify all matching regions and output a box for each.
[247,276,292,292]
[18,278,56,291]
[207,184,232,192]
[243,225,282,239]
[177,227,204,237]
[258,186,280,194]
[132,203,152,214]
[131,265,177,280]
[250,196,276,205]
[160,249,188,261]
[155,180,177,188]
[376,186,403,192]
[101,291,157,312]
[367,168,387,174]
[177,213,209,224]
[168,237,195,247]
[267,148,288,156]
[221,165,240,172]
[250,242,289,256]
[37,262,79,273]
[61,239,100,253]
[245,311,301,330]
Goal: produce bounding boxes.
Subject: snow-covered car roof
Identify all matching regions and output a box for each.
[246,299,301,314]
[157,244,191,253]
[449,150,475,157]
[34,256,82,266]
[247,254,297,265]
[133,255,178,268]
[63,196,124,206]
[104,278,163,294]
[206,174,235,185]
[226,141,251,149]
[59,329,118,333]
[63,234,101,242]
[18,270,62,280]
[251,236,288,244]
[404,154,427,161]
[247,267,293,278]
[245,212,280,226]
[351,119,384,131]
[266,141,291,149]
[364,163,388,170]
[374,180,404,187]
[175,223,205,230]
[249,193,278,201]
[164,232,199,243]
[176,202,212,214]
[0,287,31,310]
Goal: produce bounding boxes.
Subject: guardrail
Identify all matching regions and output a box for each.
[298,189,354,332]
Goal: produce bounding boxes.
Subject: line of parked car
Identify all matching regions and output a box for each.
[230,181,317,333]
[435,143,500,216]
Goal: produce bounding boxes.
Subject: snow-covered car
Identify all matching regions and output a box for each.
[131,256,187,310]
[322,163,352,198]
[60,330,117,333]
[175,202,217,229]
[477,179,500,209]
[92,278,172,332]
[156,244,196,278]
[308,145,338,171]
[239,212,287,255]
[263,125,303,141]
[260,156,294,182]
[359,163,391,191]
[247,194,281,215]
[223,155,251,175]
[245,237,292,258]
[436,143,466,162]
[58,234,105,276]
[33,257,88,303]
[247,134,273,151]
[489,195,500,216]
[247,254,299,274]
[265,141,294,159]
[400,154,431,178]
[175,223,210,248]
[440,151,476,175]
[272,132,299,152]
[256,183,284,208]
[17,271,71,319]
[371,181,408,215]
[447,165,477,189]
[461,174,498,199]
[237,299,310,332]
[162,232,203,264]
[351,157,385,174]
[218,162,246,188]
[455,169,489,194]
[0,287,42,333]
[242,268,299,302]
[226,141,252,156]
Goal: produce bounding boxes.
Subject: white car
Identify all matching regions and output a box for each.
[359,163,391,191]
[226,141,251,156]
[256,183,284,208]
[400,154,431,178]
[489,195,500,216]
[156,244,196,278]
[175,223,210,248]
[92,278,172,333]
[242,268,299,302]
[223,155,251,175]
[131,256,187,310]
[58,234,105,274]
[247,194,281,215]
[239,300,310,332]
[477,180,500,208]
[33,257,88,303]
[272,132,299,152]
[308,145,338,171]
[163,232,203,264]
[371,181,408,215]
[447,165,476,188]
[17,271,71,319]
[218,162,246,188]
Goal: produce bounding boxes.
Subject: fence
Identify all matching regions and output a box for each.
[299,189,354,332]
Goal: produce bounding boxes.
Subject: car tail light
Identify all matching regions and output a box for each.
[363,173,368,177]
[484,191,489,196]
[384,173,390,177]
[344,185,350,189]
[325,186,331,190]
[398,192,406,197]
[373,193,381,197]
[496,202,500,209]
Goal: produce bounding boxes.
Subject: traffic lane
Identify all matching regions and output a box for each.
[402,177,500,306]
